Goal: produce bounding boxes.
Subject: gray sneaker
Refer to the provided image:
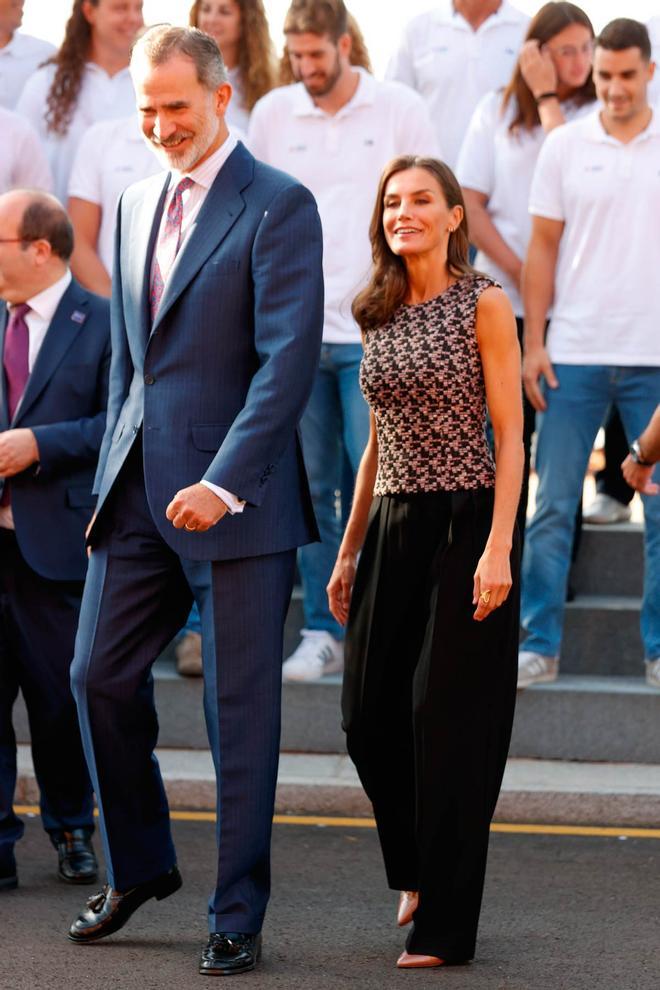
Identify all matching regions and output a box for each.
[583,493,632,524]
[517,651,559,689]
[645,658,660,689]
[282,630,344,682]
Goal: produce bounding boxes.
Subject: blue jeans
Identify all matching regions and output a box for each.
[521,364,660,660]
[298,343,370,639]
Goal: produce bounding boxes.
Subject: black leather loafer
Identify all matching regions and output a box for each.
[52,829,98,884]
[0,855,18,892]
[199,932,262,976]
[68,864,182,942]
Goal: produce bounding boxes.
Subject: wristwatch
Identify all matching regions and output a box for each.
[629,439,653,466]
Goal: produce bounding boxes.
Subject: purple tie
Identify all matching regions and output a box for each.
[150,176,195,320]
[1,302,30,506]
[4,302,30,421]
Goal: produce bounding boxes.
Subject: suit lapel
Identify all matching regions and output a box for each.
[151,145,253,332]
[13,280,89,426]
[0,306,8,430]
[127,171,170,344]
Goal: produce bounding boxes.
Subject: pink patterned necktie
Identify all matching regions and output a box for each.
[4,302,30,421]
[150,176,195,320]
[1,302,31,506]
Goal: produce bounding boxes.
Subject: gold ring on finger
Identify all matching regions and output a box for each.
[185,523,196,532]
[479,589,491,605]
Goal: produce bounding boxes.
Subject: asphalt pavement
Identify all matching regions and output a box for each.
[1,813,659,990]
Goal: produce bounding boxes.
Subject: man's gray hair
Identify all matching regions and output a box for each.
[132,25,228,89]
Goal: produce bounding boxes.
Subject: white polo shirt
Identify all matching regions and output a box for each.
[386,1,529,169]
[16,63,136,202]
[0,31,55,109]
[248,69,439,344]
[68,115,163,274]
[649,17,660,105]
[529,109,660,367]
[456,90,595,315]
[0,106,52,193]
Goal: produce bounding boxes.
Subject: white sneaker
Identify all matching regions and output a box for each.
[645,658,660,689]
[517,650,559,689]
[282,630,344,682]
[583,493,632,524]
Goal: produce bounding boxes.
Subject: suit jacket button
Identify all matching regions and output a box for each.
[144,373,155,385]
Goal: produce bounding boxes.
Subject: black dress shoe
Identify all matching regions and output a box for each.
[0,854,18,892]
[68,864,182,942]
[51,829,98,884]
[199,932,262,976]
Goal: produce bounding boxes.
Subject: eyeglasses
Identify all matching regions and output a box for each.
[547,41,594,59]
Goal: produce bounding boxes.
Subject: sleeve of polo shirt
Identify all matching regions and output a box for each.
[385,21,417,88]
[455,92,498,198]
[246,96,271,163]
[528,129,565,222]
[13,119,53,193]
[68,125,103,205]
[15,69,49,138]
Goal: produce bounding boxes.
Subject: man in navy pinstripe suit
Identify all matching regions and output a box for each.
[68,26,323,976]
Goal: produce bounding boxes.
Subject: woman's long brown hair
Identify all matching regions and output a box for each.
[502,2,595,133]
[44,0,98,136]
[189,0,276,111]
[353,157,476,335]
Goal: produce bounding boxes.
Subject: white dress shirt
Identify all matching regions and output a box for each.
[16,62,137,201]
[386,1,529,169]
[0,106,53,194]
[0,269,72,529]
[153,132,244,514]
[0,31,55,109]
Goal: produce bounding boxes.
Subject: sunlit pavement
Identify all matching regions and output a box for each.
[1,811,658,990]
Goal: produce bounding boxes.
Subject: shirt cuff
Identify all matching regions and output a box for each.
[200,480,246,514]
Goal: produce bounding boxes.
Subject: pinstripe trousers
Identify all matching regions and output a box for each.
[71,438,295,933]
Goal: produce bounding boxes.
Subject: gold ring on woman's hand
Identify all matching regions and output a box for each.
[479,589,491,605]
[185,523,196,531]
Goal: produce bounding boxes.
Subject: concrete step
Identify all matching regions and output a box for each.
[571,522,643,598]
[17,662,657,763]
[14,747,660,828]
[560,595,643,677]
[277,674,660,764]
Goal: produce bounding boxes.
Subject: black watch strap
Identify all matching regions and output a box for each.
[630,439,653,466]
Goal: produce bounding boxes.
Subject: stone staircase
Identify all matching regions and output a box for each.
[14,523,660,767]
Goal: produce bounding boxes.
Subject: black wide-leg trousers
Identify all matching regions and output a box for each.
[342,489,520,962]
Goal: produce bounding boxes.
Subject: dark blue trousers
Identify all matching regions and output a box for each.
[0,530,94,868]
[71,442,295,933]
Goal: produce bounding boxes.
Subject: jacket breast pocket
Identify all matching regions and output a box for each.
[208,258,240,274]
[191,423,231,452]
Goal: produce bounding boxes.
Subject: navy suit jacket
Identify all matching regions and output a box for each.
[92,141,323,561]
[0,279,111,582]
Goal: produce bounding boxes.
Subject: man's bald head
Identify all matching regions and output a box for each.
[0,190,73,304]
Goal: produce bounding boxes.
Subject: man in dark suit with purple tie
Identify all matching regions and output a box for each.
[68,25,323,976]
[0,189,111,891]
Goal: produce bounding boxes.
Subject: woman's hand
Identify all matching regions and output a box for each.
[327,552,358,626]
[519,39,557,98]
[473,546,513,622]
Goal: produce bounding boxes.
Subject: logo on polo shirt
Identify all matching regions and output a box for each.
[364,138,375,146]
[584,165,604,172]
[288,144,307,152]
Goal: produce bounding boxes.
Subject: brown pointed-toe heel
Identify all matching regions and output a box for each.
[397,951,445,969]
[397,890,419,927]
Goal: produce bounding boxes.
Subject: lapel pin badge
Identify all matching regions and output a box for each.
[71,310,86,324]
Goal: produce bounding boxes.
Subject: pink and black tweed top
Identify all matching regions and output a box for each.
[360,274,497,495]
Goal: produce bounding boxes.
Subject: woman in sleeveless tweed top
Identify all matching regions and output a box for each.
[328,156,523,968]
